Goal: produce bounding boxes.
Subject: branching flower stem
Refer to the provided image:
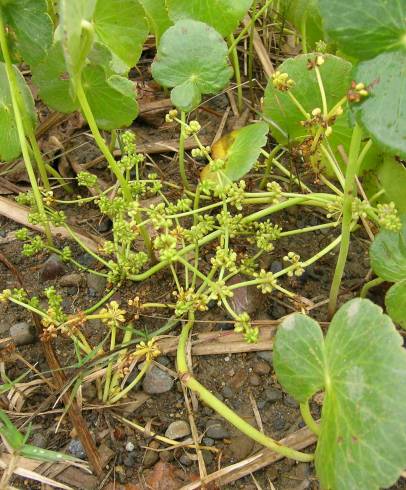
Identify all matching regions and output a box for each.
[177,315,314,462]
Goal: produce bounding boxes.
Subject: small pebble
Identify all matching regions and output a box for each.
[86,274,106,295]
[264,388,283,403]
[59,273,83,288]
[253,360,271,375]
[10,322,35,346]
[270,261,283,274]
[202,437,214,447]
[179,454,193,466]
[165,420,191,440]
[272,415,286,431]
[67,439,86,459]
[222,386,233,399]
[123,452,136,467]
[31,432,47,449]
[284,395,299,408]
[40,254,65,281]
[157,355,170,367]
[143,365,174,394]
[206,420,229,440]
[143,441,159,467]
[257,351,273,366]
[249,374,261,386]
[125,441,135,452]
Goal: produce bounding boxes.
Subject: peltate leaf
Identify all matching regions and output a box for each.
[151,20,232,112]
[370,215,406,283]
[263,53,357,175]
[93,0,149,67]
[139,0,172,42]
[351,51,406,158]
[81,64,138,129]
[273,313,325,403]
[201,122,268,183]
[386,279,406,329]
[318,0,406,59]
[32,41,78,113]
[166,0,252,38]
[274,298,406,489]
[1,0,52,65]
[0,62,37,161]
[278,0,324,51]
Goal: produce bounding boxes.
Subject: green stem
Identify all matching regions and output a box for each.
[227,0,274,54]
[248,0,257,103]
[25,123,50,193]
[328,124,363,317]
[300,401,320,436]
[0,12,52,245]
[103,324,117,402]
[228,34,243,113]
[259,145,283,189]
[177,317,313,462]
[109,359,151,404]
[178,111,189,190]
[360,277,384,299]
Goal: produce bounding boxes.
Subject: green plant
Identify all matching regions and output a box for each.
[363,215,406,328]
[273,298,406,489]
[1,2,406,487]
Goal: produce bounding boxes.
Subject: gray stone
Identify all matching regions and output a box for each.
[142,366,174,394]
[179,454,193,466]
[264,388,283,403]
[203,451,214,465]
[284,395,299,408]
[10,322,35,346]
[157,355,170,367]
[272,415,286,431]
[40,254,65,281]
[31,432,47,449]
[67,439,86,459]
[123,452,136,467]
[257,351,273,366]
[86,274,106,295]
[206,420,229,440]
[165,420,191,440]
[60,273,83,288]
[221,386,234,399]
[202,437,214,447]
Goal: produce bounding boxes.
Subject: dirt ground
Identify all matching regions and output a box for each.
[1,44,406,490]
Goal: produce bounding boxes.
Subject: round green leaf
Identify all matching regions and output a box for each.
[319,0,406,60]
[386,279,406,329]
[263,53,355,175]
[32,41,79,114]
[351,51,406,158]
[166,0,252,38]
[0,62,37,161]
[317,299,406,489]
[151,20,232,112]
[94,0,149,67]
[275,298,406,489]
[139,0,172,43]
[370,215,406,283]
[82,64,138,129]
[278,0,324,51]
[1,0,52,65]
[274,313,325,403]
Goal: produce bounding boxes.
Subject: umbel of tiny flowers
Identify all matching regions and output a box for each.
[283,252,305,277]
